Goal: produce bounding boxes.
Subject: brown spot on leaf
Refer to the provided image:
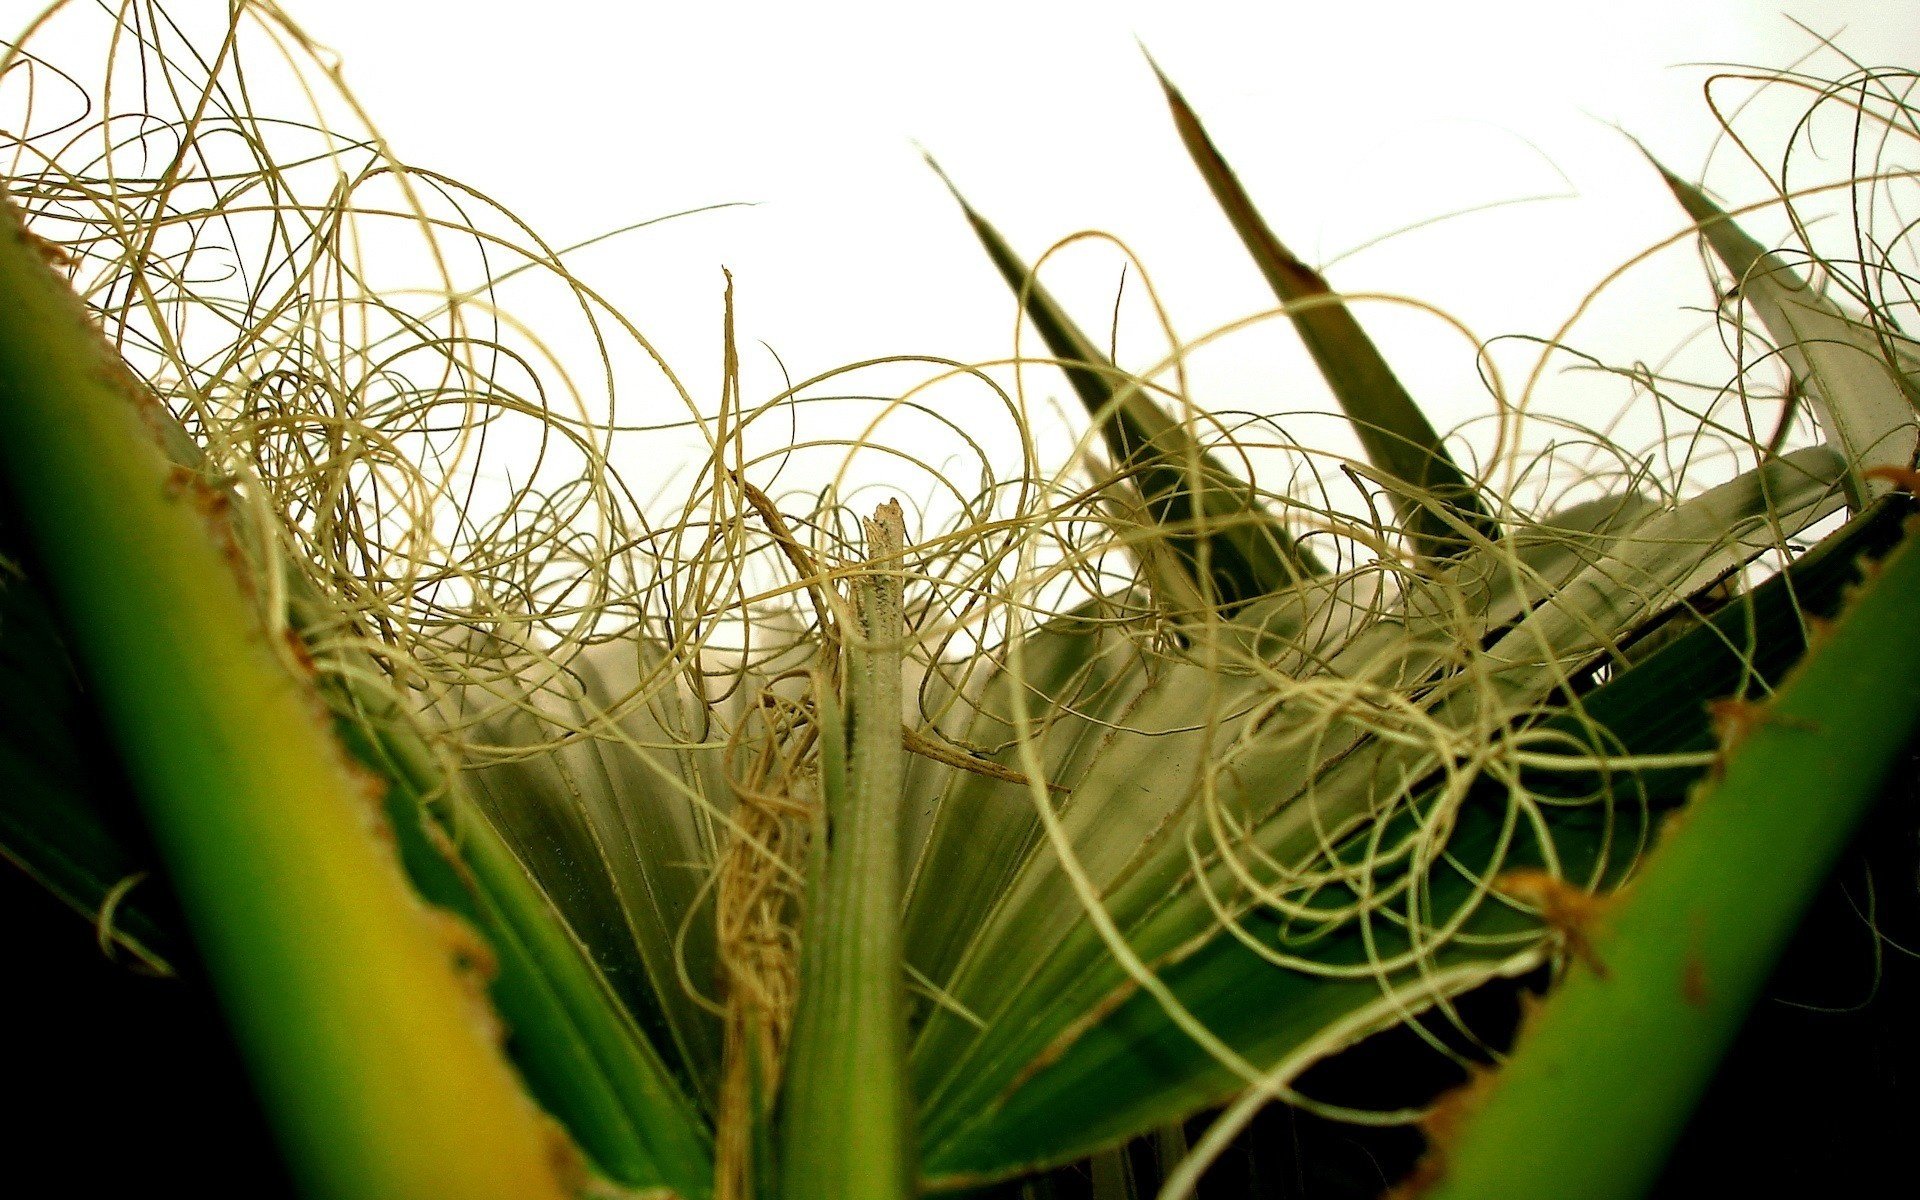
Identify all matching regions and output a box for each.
[1387,1064,1499,1198]
[19,225,72,268]
[424,907,504,1045]
[1706,698,1768,749]
[281,627,317,676]
[1683,953,1711,1010]
[1865,466,1920,494]
[545,1125,590,1197]
[1496,869,1612,979]
[1706,697,1820,750]
[428,907,499,984]
[163,464,198,500]
[1655,799,1695,848]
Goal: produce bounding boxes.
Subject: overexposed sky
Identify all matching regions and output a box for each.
[9,1,1918,527]
[286,1,1918,394]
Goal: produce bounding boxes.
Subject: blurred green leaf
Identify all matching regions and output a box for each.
[0,513,175,974]
[1422,495,1920,1200]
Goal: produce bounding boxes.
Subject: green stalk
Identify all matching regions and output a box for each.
[780,501,916,1200]
[4,397,715,1193]
[1417,504,1920,1200]
[0,200,577,1198]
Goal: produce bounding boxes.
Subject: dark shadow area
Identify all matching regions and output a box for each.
[973,746,1920,1199]
[4,862,295,1197]
[1236,749,1920,1199]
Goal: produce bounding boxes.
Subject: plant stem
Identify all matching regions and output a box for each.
[780,501,916,1200]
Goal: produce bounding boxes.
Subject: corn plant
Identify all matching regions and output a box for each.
[2,5,1917,1199]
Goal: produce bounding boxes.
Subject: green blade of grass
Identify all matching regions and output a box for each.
[780,501,917,1200]
[930,160,1325,607]
[0,196,581,1198]
[1418,496,1920,1200]
[1654,159,1920,504]
[1151,62,1499,560]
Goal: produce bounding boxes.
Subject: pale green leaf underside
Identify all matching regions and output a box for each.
[1655,161,1918,502]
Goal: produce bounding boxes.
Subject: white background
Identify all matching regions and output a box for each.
[286,2,1919,412]
[13,1,1920,522]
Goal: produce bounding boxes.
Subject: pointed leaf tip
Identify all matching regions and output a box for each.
[1651,156,1919,501]
[1154,67,1500,557]
[931,162,1327,604]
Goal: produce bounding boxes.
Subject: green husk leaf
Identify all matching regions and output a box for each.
[917,492,1906,1186]
[1419,497,1920,1200]
[930,159,1325,608]
[449,636,727,1108]
[911,447,1838,1074]
[331,683,716,1197]
[0,192,580,1199]
[1152,62,1500,560]
[908,448,1849,1180]
[902,593,1154,993]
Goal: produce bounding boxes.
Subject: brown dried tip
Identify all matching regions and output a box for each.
[1865,466,1920,494]
[1494,869,1612,979]
[1386,1064,1499,1199]
[864,498,907,555]
[1706,697,1820,748]
[19,225,73,268]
